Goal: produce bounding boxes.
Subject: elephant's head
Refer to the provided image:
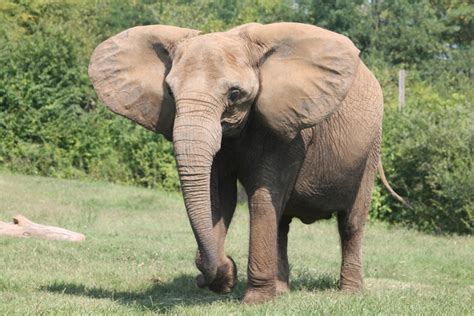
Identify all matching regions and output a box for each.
[88,23,360,288]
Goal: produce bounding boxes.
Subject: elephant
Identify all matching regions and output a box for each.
[88,22,408,304]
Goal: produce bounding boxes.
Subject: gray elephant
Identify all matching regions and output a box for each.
[89,22,407,304]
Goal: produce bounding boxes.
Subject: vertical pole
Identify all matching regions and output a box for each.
[398,69,405,111]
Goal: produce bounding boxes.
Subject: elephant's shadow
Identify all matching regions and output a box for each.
[41,273,337,312]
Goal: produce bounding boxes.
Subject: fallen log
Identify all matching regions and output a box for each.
[0,214,85,242]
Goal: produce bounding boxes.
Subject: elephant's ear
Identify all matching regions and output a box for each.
[88,25,200,140]
[235,23,360,141]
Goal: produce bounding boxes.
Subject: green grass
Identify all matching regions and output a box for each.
[0,171,473,315]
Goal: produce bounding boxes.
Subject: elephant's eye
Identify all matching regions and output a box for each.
[228,88,241,103]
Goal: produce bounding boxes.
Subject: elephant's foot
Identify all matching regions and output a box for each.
[241,288,275,304]
[275,280,290,294]
[196,255,237,294]
[339,264,363,293]
[339,276,363,293]
[339,282,363,293]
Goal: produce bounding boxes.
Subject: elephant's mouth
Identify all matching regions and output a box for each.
[222,122,240,136]
[221,108,251,137]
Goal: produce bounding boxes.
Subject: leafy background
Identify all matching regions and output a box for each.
[0,0,472,234]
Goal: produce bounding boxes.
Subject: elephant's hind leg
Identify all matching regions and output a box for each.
[337,162,377,292]
[276,215,292,294]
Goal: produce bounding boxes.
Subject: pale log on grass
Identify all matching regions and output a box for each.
[0,214,85,242]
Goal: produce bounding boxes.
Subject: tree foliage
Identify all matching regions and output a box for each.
[0,0,472,233]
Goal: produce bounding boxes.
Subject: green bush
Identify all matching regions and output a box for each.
[371,79,473,234]
[0,1,179,190]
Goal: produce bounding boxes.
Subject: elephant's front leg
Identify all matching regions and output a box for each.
[195,155,238,294]
[242,187,280,304]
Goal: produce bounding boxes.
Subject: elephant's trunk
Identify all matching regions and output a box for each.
[172,97,222,285]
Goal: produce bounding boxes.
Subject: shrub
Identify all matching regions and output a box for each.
[0,1,179,190]
[371,79,473,234]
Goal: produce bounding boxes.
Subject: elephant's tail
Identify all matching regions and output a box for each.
[377,160,412,209]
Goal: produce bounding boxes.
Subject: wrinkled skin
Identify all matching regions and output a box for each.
[89,23,385,304]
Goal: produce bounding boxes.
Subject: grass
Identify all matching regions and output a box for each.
[0,171,473,315]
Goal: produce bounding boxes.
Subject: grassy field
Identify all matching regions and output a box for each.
[0,171,473,315]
